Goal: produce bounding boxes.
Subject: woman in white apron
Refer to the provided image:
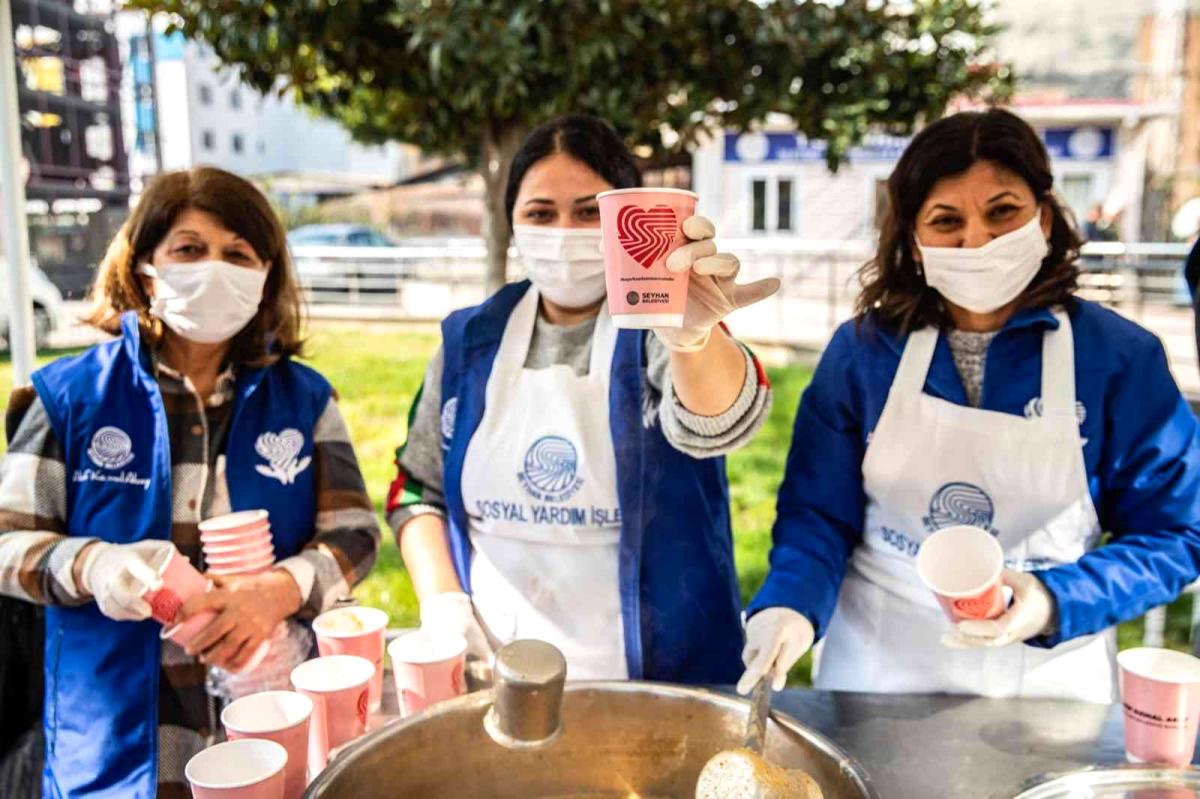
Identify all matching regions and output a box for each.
[739,109,1200,703]
[387,115,779,683]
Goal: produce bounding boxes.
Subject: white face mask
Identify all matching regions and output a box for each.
[513,225,606,309]
[916,213,1050,314]
[140,261,267,343]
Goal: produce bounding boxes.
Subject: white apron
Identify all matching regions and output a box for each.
[461,287,628,679]
[815,311,1118,703]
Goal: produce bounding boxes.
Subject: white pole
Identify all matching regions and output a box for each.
[0,0,35,386]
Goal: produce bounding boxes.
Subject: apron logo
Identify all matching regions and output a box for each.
[517,435,584,503]
[441,397,458,443]
[1023,397,1087,426]
[88,426,134,470]
[254,429,311,485]
[923,482,997,535]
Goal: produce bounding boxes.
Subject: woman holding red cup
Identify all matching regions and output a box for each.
[388,115,778,685]
[0,167,379,797]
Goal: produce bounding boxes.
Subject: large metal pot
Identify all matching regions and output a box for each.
[306,649,876,799]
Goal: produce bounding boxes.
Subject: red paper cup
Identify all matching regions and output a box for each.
[597,187,697,329]
[314,607,389,712]
[290,655,374,773]
[142,546,210,626]
[1119,647,1200,766]
[222,691,312,799]
[185,738,287,799]
[387,630,467,718]
[915,525,1005,622]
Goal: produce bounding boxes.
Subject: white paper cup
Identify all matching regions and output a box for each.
[185,738,287,799]
[916,525,1006,622]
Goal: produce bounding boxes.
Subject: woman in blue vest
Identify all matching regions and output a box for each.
[387,114,778,683]
[0,166,379,797]
[739,109,1200,703]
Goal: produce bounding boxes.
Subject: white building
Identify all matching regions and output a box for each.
[114,14,408,205]
[693,104,1165,244]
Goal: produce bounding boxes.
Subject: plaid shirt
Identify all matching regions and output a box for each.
[0,357,379,795]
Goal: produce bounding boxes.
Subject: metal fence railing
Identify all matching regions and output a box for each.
[291,239,1195,339]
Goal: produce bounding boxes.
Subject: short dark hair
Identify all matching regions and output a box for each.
[857,108,1084,334]
[505,115,641,228]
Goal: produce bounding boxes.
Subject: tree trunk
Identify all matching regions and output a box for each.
[479,123,526,295]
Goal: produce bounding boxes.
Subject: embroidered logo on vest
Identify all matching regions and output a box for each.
[517,435,584,503]
[254,429,311,485]
[88,426,135,469]
[923,481,997,535]
[1023,397,1087,426]
[441,397,458,444]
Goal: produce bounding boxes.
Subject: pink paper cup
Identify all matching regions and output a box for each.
[388,630,467,718]
[142,546,210,626]
[185,738,287,799]
[290,655,374,773]
[209,555,277,576]
[200,510,270,535]
[1119,647,1200,766]
[202,532,274,554]
[915,524,1005,622]
[222,691,313,799]
[161,608,218,650]
[205,543,276,566]
[597,187,697,329]
[314,607,389,712]
[201,524,271,545]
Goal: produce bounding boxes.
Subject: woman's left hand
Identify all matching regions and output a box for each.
[176,570,302,670]
[942,569,1057,649]
[653,216,781,352]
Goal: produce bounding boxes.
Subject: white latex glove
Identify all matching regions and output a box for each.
[737,607,816,694]
[653,216,781,352]
[419,591,495,661]
[942,569,1057,649]
[79,541,165,621]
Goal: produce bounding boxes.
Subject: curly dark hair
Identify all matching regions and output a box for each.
[856,109,1084,334]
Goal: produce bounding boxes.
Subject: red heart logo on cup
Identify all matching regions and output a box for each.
[356,689,369,725]
[148,589,182,625]
[952,593,996,619]
[616,204,678,269]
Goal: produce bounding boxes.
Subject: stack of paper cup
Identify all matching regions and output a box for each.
[199,510,275,576]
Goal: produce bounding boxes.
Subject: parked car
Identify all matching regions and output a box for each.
[287,224,398,249]
[288,225,404,296]
[0,261,63,350]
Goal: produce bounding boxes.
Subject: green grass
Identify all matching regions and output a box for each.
[2,323,1194,686]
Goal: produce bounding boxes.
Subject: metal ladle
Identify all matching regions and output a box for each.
[695,677,824,798]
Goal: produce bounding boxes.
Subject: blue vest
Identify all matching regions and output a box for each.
[440,282,744,684]
[31,312,331,798]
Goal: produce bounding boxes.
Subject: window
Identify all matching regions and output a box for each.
[198,84,212,105]
[777,179,793,232]
[230,89,241,110]
[751,179,767,232]
[232,134,244,154]
[201,130,215,151]
[1060,174,1094,221]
